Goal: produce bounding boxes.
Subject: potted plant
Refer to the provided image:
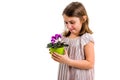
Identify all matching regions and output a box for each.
[47,34,68,55]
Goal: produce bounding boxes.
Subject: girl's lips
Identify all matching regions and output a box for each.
[70,29,74,31]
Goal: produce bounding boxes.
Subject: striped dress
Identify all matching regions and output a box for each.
[58,33,94,80]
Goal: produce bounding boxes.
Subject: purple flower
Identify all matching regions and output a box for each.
[51,36,56,43]
[47,33,68,48]
[51,37,55,41]
[51,36,56,40]
[55,34,61,39]
[51,40,55,44]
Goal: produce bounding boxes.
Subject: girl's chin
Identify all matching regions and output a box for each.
[70,31,76,34]
[70,30,75,33]
[70,31,79,35]
[70,29,74,32]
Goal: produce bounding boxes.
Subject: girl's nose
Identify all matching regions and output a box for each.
[66,23,72,29]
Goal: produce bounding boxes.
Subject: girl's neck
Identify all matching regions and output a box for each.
[69,34,79,38]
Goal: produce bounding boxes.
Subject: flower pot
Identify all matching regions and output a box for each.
[50,47,64,55]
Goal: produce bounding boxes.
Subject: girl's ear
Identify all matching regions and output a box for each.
[82,15,87,23]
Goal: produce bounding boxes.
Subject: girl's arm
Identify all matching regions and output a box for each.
[52,41,94,69]
[67,41,94,69]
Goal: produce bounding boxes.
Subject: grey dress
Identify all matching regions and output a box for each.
[58,33,94,80]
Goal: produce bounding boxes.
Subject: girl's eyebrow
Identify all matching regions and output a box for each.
[69,20,75,22]
[64,21,67,23]
[64,20,75,22]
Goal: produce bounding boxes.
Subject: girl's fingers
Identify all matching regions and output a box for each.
[64,49,67,55]
[49,52,52,54]
[52,52,61,58]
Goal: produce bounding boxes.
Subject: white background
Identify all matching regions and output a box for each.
[0,0,120,80]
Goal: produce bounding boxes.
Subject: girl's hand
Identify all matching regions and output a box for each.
[51,49,70,64]
[49,49,52,54]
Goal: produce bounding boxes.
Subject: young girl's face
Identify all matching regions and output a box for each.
[63,14,82,36]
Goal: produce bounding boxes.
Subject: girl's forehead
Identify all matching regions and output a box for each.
[63,14,80,21]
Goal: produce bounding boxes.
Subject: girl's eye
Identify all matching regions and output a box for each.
[70,21,75,24]
[64,22,68,24]
[64,21,75,24]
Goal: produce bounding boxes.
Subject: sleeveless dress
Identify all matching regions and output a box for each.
[58,33,94,80]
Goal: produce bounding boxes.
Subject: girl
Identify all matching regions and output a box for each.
[51,2,95,80]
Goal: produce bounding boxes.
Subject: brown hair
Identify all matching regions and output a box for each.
[62,2,93,37]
